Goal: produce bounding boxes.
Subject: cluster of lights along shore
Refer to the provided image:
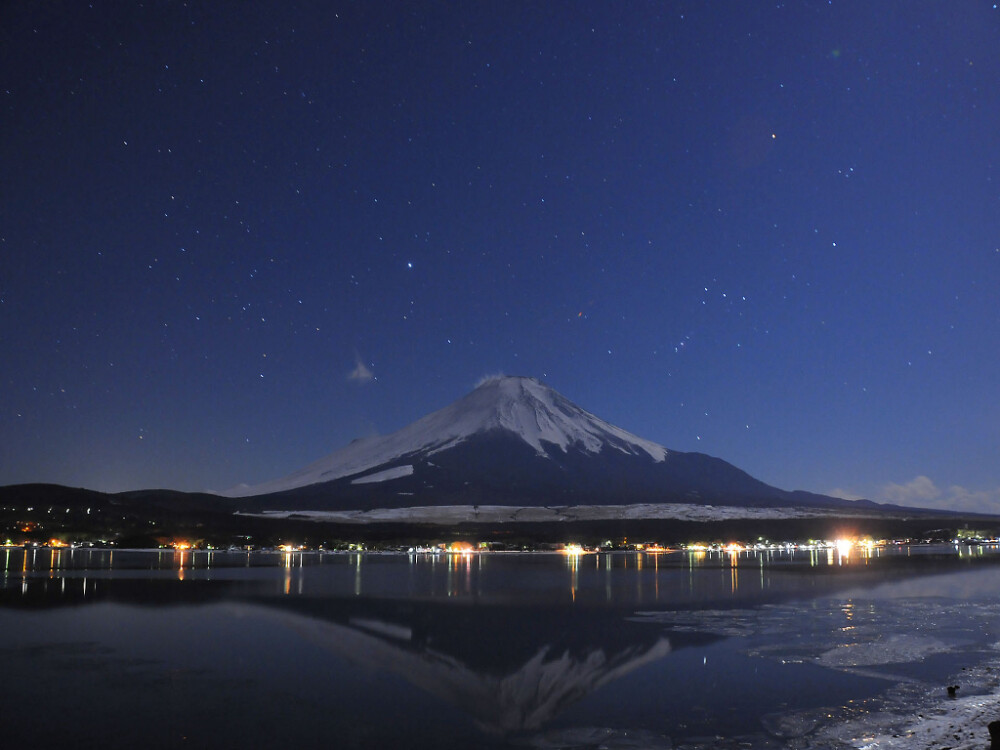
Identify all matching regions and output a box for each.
[6,537,1000,557]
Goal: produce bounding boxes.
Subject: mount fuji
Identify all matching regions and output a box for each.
[223,376,873,516]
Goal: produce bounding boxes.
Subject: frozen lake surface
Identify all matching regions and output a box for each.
[3,544,1000,748]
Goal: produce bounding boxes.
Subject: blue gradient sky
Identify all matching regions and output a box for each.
[2,1,999,511]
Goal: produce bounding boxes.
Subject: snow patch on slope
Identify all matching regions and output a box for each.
[350,465,414,485]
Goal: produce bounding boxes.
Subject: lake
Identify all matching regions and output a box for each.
[3,544,1000,749]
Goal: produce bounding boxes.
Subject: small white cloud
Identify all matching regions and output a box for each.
[348,355,375,384]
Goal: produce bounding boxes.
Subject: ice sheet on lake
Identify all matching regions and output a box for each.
[635,594,1000,750]
[802,683,1000,749]
[630,608,763,637]
[816,634,952,668]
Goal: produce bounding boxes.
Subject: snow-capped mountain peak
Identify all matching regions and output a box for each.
[223,376,667,497]
[467,376,667,461]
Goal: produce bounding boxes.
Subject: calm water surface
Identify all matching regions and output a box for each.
[3,545,1000,749]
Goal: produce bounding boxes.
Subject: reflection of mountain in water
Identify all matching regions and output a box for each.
[242,599,682,735]
[1,575,688,737]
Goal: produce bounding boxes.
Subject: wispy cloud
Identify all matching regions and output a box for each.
[475,372,506,388]
[881,475,941,505]
[348,354,375,384]
[829,476,1000,514]
[877,475,1000,514]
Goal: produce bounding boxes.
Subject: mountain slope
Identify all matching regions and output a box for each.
[223,375,870,513]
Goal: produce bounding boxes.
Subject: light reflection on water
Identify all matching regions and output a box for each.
[5,543,1000,603]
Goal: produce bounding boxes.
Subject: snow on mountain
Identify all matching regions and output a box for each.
[350,465,415,485]
[223,376,667,498]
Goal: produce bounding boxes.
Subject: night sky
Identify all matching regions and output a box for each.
[3,2,999,511]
